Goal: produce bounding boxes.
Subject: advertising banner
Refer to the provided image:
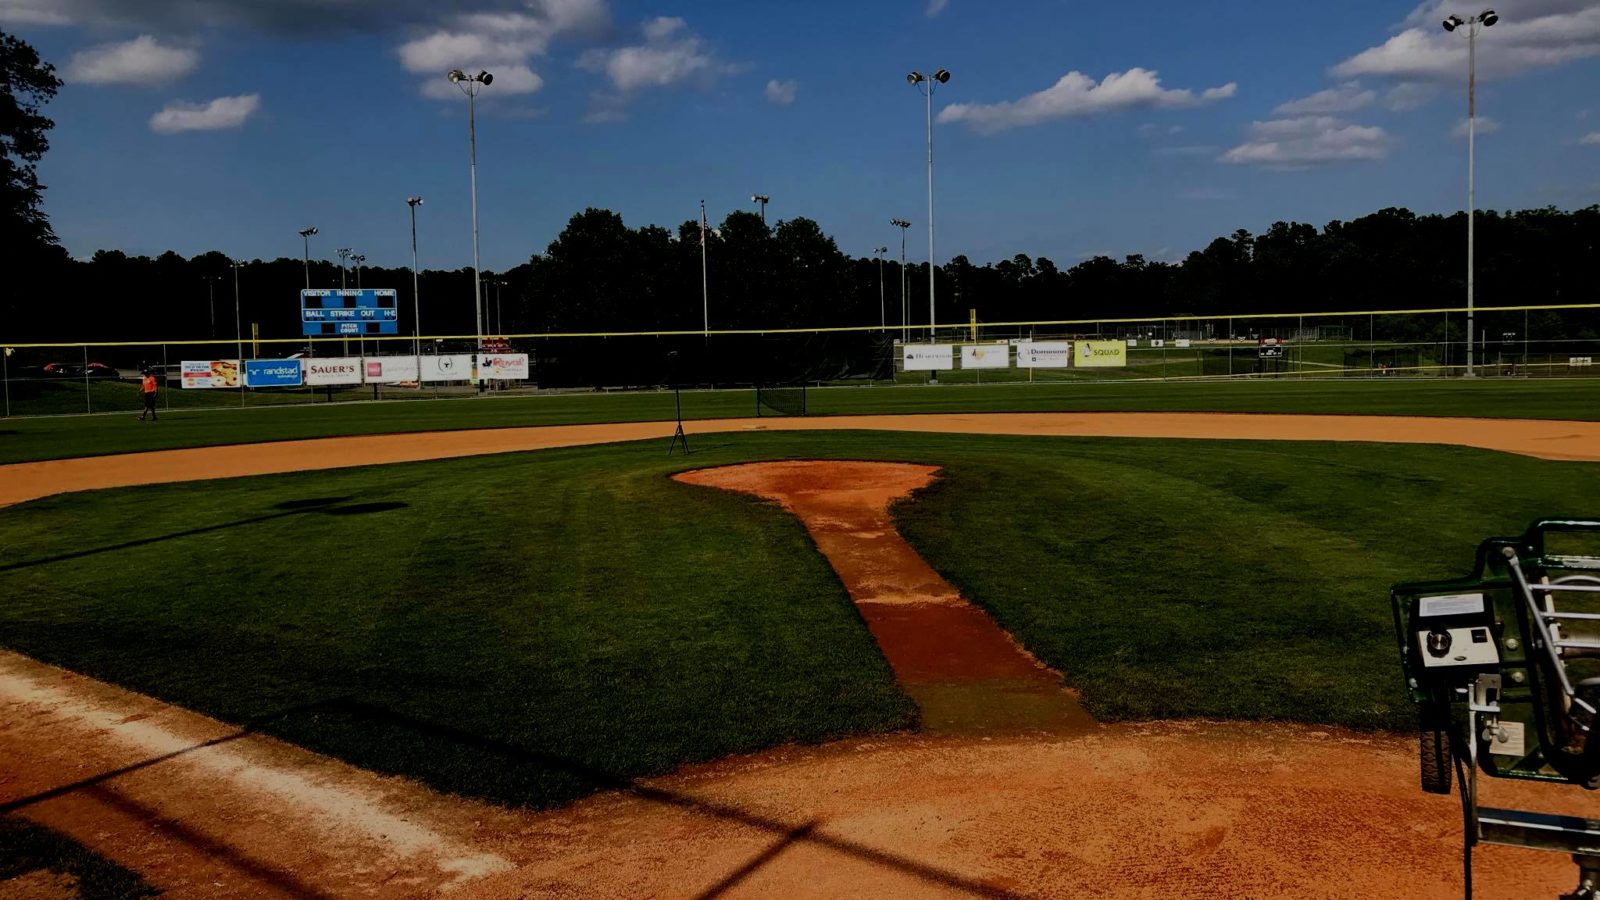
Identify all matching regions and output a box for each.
[1126,339,1138,347]
[1077,341,1128,368]
[305,357,363,386]
[363,356,420,384]
[1150,339,1166,348]
[244,359,303,387]
[1572,357,1594,368]
[420,354,474,382]
[477,352,530,380]
[960,345,1010,369]
[903,344,954,372]
[1175,339,1192,349]
[181,360,240,389]
[1016,341,1072,368]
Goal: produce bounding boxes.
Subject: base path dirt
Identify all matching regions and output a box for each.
[674,461,1093,736]
[3,411,1599,508]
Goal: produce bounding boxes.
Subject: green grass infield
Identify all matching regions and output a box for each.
[4,377,1600,465]
[3,431,1599,808]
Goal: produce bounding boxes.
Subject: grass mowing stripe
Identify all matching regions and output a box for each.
[5,430,1600,810]
[6,378,1600,465]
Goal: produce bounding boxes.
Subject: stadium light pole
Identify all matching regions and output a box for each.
[353,253,365,289]
[298,227,317,290]
[203,275,218,339]
[230,260,244,363]
[908,69,950,343]
[752,194,770,225]
[449,68,493,351]
[1443,9,1497,378]
[408,197,423,356]
[892,219,912,343]
[874,247,889,330]
[336,247,352,290]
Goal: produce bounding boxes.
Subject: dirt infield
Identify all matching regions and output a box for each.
[5,412,1600,896]
[3,411,1599,508]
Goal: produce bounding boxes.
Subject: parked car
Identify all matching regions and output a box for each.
[41,362,83,377]
[84,362,121,378]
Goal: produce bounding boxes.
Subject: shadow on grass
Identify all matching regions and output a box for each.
[0,498,405,574]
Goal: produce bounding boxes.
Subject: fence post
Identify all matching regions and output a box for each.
[82,344,91,414]
[162,344,170,411]
[2,346,9,418]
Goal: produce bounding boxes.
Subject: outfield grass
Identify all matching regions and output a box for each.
[5,377,1600,466]
[4,431,1599,809]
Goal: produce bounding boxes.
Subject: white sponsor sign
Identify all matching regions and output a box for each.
[1176,339,1191,349]
[1016,341,1072,369]
[903,344,954,371]
[961,345,1010,369]
[1150,339,1166,348]
[305,357,363,386]
[1126,339,1138,348]
[420,354,474,382]
[477,352,530,380]
[181,360,239,389]
[1571,357,1594,368]
[363,356,420,384]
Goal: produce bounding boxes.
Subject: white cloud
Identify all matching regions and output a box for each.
[1274,81,1375,115]
[149,93,259,133]
[1333,4,1600,82]
[1583,132,1600,145]
[397,0,609,99]
[66,35,199,85]
[1452,116,1501,138]
[764,79,797,105]
[1384,81,1438,112]
[926,0,949,16]
[1221,116,1391,168]
[937,68,1237,134]
[579,17,737,93]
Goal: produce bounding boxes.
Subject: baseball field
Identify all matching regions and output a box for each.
[4,379,1600,897]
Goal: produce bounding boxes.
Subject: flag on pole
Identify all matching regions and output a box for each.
[699,200,708,247]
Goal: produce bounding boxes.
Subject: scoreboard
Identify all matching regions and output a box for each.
[301,289,399,336]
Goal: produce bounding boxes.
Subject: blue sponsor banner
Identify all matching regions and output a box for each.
[244,359,304,387]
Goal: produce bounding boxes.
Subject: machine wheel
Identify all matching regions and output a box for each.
[1421,726,1453,795]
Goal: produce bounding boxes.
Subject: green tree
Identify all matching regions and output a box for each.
[0,29,62,252]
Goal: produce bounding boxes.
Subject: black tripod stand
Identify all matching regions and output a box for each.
[667,351,689,456]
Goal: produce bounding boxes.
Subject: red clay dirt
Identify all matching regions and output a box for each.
[4,413,1600,897]
[673,461,1093,735]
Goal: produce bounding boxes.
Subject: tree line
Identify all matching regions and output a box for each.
[3,29,1598,349]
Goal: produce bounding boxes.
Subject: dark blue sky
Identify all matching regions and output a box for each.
[8,0,1599,272]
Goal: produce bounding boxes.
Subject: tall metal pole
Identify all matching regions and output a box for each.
[232,262,242,362]
[409,198,422,357]
[468,88,484,351]
[301,234,311,289]
[877,252,886,330]
[700,199,710,339]
[206,277,216,338]
[1466,20,1477,378]
[924,82,936,343]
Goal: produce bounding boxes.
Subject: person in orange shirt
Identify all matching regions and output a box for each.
[137,369,159,421]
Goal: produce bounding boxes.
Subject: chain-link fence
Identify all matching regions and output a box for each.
[6,305,1598,417]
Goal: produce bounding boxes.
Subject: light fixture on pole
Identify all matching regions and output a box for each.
[298,227,318,290]
[752,194,770,225]
[907,68,950,343]
[1442,8,1497,378]
[891,218,912,343]
[352,253,365,289]
[449,67,494,352]
[873,247,889,330]
[336,247,352,290]
[407,197,423,356]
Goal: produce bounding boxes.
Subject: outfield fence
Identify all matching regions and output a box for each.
[5,303,1599,417]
